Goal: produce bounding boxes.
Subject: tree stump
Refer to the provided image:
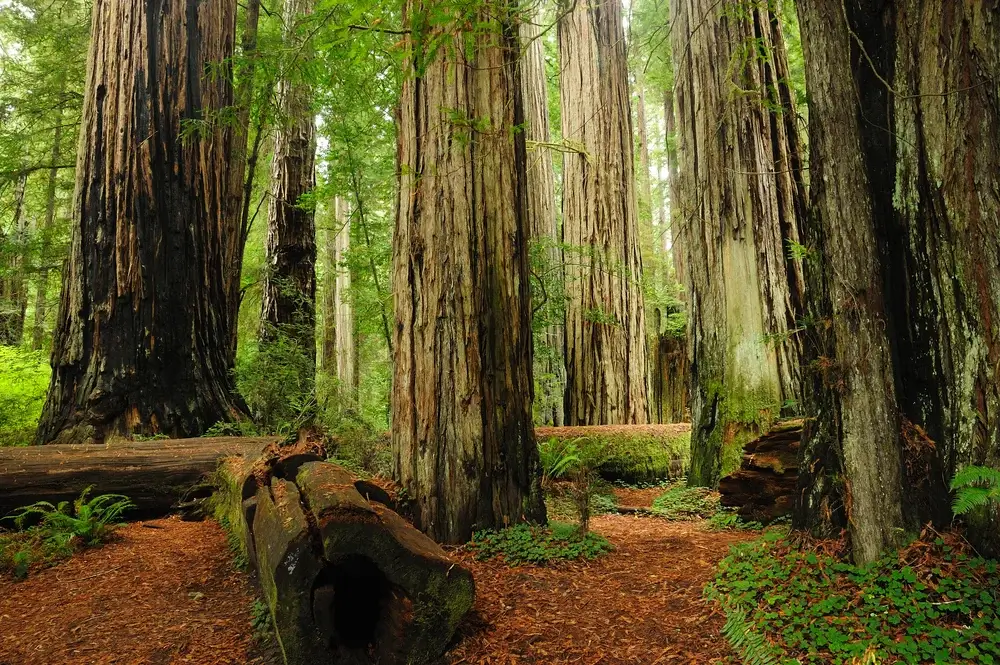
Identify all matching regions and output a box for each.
[216,452,474,665]
[718,419,803,522]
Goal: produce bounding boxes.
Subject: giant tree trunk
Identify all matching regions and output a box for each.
[887,0,1000,541]
[670,0,807,486]
[35,0,245,444]
[559,0,651,426]
[0,171,28,345]
[393,0,546,544]
[521,10,565,427]
[793,0,907,563]
[261,0,317,371]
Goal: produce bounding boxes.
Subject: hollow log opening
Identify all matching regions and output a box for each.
[313,554,407,657]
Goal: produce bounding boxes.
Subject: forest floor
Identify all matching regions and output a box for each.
[0,501,750,665]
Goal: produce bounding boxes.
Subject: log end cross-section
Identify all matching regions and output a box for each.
[219,457,474,665]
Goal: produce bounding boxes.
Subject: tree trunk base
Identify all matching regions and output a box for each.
[718,419,803,523]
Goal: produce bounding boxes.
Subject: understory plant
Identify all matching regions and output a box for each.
[707,529,1000,664]
[0,487,134,579]
[468,521,612,566]
[538,437,610,533]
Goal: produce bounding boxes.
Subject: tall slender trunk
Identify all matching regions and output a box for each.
[334,197,356,403]
[521,8,564,427]
[635,80,654,223]
[393,0,545,544]
[559,0,651,426]
[321,198,340,372]
[793,0,907,563]
[261,0,317,375]
[670,0,807,486]
[0,171,28,345]
[224,0,261,364]
[36,0,245,444]
[32,103,66,351]
[663,89,682,277]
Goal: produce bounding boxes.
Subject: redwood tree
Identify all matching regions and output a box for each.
[261,0,318,372]
[393,0,546,544]
[670,0,807,486]
[559,0,651,426]
[36,0,245,444]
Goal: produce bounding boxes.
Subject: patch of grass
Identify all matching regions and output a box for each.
[0,487,134,579]
[468,522,613,566]
[0,345,49,446]
[706,530,1000,664]
[651,482,721,520]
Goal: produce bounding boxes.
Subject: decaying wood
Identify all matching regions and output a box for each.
[0,437,277,519]
[217,452,474,665]
[719,420,802,523]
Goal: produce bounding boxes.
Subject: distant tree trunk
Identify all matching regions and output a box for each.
[36,0,245,444]
[887,0,1000,543]
[663,89,682,279]
[224,0,262,365]
[32,105,66,350]
[652,310,689,424]
[321,198,342,373]
[635,80,654,224]
[261,0,317,373]
[792,0,907,564]
[393,0,546,544]
[0,171,28,345]
[670,0,807,486]
[521,10,565,427]
[334,198,356,403]
[559,0,651,426]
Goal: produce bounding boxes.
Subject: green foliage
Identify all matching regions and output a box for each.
[250,599,273,643]
[326,425,392,478]
[468,522,613,566]
[651,482,721,520]
[236,329,316,434]
[707,509,764,532]
[0,345,49,446]
[707,531,1000,664]
[217,515,249,571]
[951,466,1000,517]
[0,487,134,579]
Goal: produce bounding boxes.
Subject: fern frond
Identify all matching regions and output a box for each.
[950,465,1000,491]
[722,606,780,665]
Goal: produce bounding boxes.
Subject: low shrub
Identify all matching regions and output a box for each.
[468,522,612,566]
[651,482,721,520]
[707,530,1000,664]
[0,345,49,446]
[0,487,134,579]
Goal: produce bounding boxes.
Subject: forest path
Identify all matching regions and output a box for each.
[447,514,752,665]
[0,517,272,665]
[0,512,750,665]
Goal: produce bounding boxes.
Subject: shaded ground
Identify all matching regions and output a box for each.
[0,517,269,665]
[0,512,749,665]
[447,515,752,665]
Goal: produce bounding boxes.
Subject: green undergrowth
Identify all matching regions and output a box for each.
[468,521,613,566]
[595,432,691,484]
[651,481,762,531]
[707,530,1000,664]
[0,345,50,446]
[0,487,134,580]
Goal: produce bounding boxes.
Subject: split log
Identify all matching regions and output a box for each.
[718,419,803,523]
[0,437,278,519]
[216,453,474,665]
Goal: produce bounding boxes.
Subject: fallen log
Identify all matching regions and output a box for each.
[216,450,474,665]
[718,419,803,523]
[535,423,691,483]
[0,437,279,519]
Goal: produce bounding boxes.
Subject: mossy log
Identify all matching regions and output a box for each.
[0,437,277,519]
[216,453,474,665]
[718,419,803,522]
[535,424,691,483]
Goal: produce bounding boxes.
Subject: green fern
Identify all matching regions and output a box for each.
[721,606,781,665]
[6,486,134,546]
[950,465,1000,516]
